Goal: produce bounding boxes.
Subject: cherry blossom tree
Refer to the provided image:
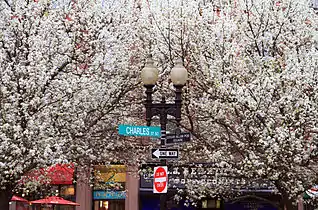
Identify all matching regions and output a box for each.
[1,0,317,209]
[0,0,148,208]
[135,0,318,209]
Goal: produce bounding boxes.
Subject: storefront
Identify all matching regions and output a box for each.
[93,165,126,210]
[10,164,76,210]
[139,192,195,210]
[24,164,76,202]
[139,163,204,210]
[139,163,279,210]
[47,164,76,202]
[93,191,126,210]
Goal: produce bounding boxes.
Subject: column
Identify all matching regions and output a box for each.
[9,201,16,210]
[76,166,92,210]
[298,195,303,210]
[125,165,139,210]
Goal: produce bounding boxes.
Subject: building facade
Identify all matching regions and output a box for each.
[75,164,139,210]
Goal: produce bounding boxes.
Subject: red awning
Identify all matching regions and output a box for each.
[22,164,74,185]
[11,196,28,202]
[31,196,79,206]
[47,164,74,185]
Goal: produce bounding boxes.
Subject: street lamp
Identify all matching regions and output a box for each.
[141,55,188,210]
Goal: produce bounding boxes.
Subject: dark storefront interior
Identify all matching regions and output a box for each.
[139,163,282,210]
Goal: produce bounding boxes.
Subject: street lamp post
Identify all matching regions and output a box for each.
[141,55,188,210]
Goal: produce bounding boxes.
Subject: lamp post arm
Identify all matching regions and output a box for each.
[149,104,177,117]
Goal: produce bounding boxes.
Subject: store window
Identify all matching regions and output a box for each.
[60,185,75,196]
[94,165,126,191]
[202,198,222,209]
[42,184,75,200]
[16,202,29,210]
[94,200,125,210]
[93,165,126,210]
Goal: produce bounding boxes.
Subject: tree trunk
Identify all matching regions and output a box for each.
[282,196,298,210]
[0,189,12,210]
[275,181,299,210]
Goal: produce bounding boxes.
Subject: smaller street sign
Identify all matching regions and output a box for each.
[166,132,191,144]
[118,124,161,138]
[152,148,179,159]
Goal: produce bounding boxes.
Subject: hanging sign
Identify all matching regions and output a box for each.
[166,132,191,144]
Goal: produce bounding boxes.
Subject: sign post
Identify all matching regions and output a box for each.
[153,166,168,193]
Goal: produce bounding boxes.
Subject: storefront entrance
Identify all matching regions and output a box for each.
[93,200,125,210]
[93,165,126,210]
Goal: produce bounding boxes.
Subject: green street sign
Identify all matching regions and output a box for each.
[118,124,161,138]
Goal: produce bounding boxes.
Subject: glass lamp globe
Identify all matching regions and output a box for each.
[170,58,188,86]
[141,56,159,85]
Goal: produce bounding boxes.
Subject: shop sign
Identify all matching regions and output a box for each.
[94,165,126,191]
[94,165,126,183]
[140,164,276,191]
[93,190,126,200]
[141,164,228,189]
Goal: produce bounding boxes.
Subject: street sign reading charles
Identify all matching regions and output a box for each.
[152,148,179,159]
[153,166,168,193]
[118,124,161,138]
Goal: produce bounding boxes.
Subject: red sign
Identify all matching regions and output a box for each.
[153,166,168,193]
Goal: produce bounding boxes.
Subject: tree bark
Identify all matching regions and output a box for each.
[0,189,12,210]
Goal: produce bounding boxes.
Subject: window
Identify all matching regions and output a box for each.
[94,165,126,191]
[202,199,222,209]
[60,185,75,196]
[94,200,125,210]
